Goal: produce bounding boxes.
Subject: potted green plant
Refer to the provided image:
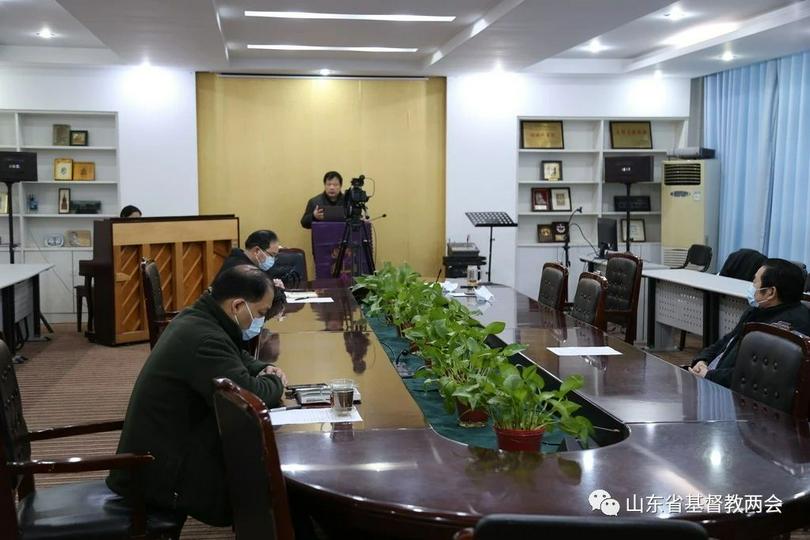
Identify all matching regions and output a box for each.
[484,363,593,452]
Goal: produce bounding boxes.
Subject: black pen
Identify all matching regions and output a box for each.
[269,405,303,413]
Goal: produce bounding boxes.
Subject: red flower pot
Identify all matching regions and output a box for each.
[494,426,545,452]
[456,400,489,428]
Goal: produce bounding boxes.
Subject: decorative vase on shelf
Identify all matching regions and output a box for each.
[27,194,38,213]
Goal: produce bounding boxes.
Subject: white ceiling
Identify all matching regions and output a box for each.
[0,0,807,78]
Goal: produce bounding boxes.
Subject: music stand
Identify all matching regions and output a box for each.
[465,211,517,284]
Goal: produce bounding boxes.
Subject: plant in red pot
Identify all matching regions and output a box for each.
[486,363,593,452]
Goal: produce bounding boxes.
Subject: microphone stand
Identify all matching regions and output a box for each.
[561,206,583,267]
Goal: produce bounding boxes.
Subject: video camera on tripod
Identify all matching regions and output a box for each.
[344,174,370,221]
[333,173,376,277]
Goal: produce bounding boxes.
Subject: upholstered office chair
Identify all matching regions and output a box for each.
[675,245,714,349]
[604,252,643,343]
[719,248,767,281]
[568,272,608,331]
[731,322,810,419]
[0,340,184,540]
[213,378,295,540]
[675,244,713,272]
[276,247,308,286]
[141,259,179,349]
[454,514,708,540]
[537,262,568,310]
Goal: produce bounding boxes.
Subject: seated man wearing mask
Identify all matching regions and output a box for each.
[107,265,287,527]
[219,229,286,316]
[690,258,810,387]
[300,170,345,229]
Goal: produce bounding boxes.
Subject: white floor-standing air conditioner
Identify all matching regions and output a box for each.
[661,159,720,270]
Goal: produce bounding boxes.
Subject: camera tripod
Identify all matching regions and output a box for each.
[332,212,375,278]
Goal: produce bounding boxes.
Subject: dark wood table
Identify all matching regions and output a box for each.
[269,285,810,539]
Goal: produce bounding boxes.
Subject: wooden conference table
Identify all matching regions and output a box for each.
[265,285,810,540]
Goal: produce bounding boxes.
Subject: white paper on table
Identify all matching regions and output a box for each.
[546,347,621,356]
[285,291,318,300]
[441,281,459,293]
[286,297,335,304]
[475,285,494,303]
[270,407,362,426]
[449,291,475,297]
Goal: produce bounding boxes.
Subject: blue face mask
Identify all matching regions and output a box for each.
[746,284,767,308]
[259,252,275,271]
[235,301,265,341]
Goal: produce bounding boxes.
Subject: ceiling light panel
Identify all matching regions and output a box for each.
[244,11,456,22]
[246,44,418,53]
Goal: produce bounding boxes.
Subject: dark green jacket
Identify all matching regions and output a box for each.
[106,293,284,526]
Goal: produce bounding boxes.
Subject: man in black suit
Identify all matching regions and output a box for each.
[690,258,810,387]
[300,170,345,229]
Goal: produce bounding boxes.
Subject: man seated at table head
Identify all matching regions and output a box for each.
[690,258,810,387]
[300,170,345,229]
[107,265,287,527]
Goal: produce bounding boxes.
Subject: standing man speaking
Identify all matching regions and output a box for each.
[300,170,345,228]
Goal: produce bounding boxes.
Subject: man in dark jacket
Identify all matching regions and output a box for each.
[690,258,810,387]
[219,229,287,316]
[300,170,345,229]
[107,265,286,526]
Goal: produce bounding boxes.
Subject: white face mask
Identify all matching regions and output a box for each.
[234,301,264,340]
[258,251,275,271]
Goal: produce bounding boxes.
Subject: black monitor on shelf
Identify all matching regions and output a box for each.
[597,218,617,258]
[604,155,652,184]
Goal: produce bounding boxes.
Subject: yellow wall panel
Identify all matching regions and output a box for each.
[196,73,446,277]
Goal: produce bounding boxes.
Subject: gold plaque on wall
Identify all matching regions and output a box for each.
[521,120,564,149]
[54,158,73,180]
[72,161,95,181]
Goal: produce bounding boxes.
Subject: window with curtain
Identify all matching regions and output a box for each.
[704,49,810,267]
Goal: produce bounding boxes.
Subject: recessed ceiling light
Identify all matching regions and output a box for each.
[721,51,735,62]
[653,69,663,79]
[246,44,418,53]
[663,6,688,21]
[319,68,332,76]
[662,22,738,48]
[35,28,55,39]
[584,39,608,54]
[244,11,456,22]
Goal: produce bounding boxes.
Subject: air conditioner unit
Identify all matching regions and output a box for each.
[661,160,720,269]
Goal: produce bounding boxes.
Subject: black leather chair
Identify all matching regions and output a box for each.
[604,252,643,343]
[0,339,184,540]
[719,248,767,281]
[454,514,708,539]
[675,244,713,272]
[537,262,568,311]
[276,247,308,287]
[676,245,714,349]
[731,322,810,419]
[213,378,295,540]
[568,272,608,331]
[141,259,179,349]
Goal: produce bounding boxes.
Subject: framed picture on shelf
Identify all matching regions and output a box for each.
[552,221,569,242]
[52,124,70,146]
[0,192,7,214]
[537,224,554,243]
[72,161,95,181]
[70,130,89,146]
[54,158,73,180]
[58,188,71,214]
[520,120,564,149]
[66,230,92,247]
[541,160,563,181]
[549,187,572,211]
[620,219,646,242]
[531,187,551,212]
[609,121,653,149]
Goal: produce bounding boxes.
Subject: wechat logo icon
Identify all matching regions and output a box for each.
[589,489,620,516]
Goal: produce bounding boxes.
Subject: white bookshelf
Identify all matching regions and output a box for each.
[0,109,119,321]
[515,116,687,298]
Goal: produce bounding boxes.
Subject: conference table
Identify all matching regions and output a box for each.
[265,284,810,540]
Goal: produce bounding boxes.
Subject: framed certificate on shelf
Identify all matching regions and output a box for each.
[609,121,653,149]
[521,120,564,149]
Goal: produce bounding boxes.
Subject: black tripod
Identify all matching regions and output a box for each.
[332,209,375,278]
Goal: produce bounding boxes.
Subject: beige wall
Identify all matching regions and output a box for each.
[196,73,446,277]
